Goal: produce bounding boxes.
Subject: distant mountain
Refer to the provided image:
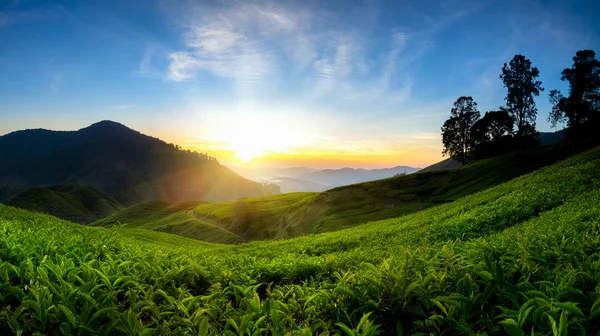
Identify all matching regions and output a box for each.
[295,166,421,188]
[232,165,421,192]
[264,176,329,193]
[8,184,124,224]
[0,121,278,205]
[538,129,566,146]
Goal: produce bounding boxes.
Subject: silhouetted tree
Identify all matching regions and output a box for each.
[500,54,544,139]
[472,110,514,144]
[471,110,515,158]
[549,50,600,138]
[441,96,480,164]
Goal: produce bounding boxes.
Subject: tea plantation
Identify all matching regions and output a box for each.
[1,146,600,335]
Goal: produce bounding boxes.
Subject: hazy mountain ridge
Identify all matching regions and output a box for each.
[234,165,421,192]
[0,121,278,205]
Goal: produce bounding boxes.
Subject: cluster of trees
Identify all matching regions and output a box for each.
[442,50,600,164]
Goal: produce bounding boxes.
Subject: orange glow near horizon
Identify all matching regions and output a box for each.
[179,141,443,169]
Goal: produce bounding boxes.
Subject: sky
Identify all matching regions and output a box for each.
[1,0,599,169]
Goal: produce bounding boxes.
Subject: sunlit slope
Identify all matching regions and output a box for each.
[194,146,575,240]
[1,146,600,334]
[92,200,243,244]
[6,184,123,224]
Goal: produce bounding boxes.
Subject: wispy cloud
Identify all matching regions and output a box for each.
[162,0,446,105]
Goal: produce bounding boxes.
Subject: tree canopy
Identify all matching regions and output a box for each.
[441,96,480,164]
[549,50,600,138]
[500,54,544,138]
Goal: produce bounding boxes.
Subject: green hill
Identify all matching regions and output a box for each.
[1,146,600,334]
[7,184,124,224]
[193,146,578,240]
[92,200,244,244]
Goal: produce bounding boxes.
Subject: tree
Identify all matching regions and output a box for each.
[441,96,480,164]
[471,110,514,145]
[549,50,600,137]
[471,110,515,158]
[500,54,544,138]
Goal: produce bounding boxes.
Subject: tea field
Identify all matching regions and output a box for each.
[1,146,600,334]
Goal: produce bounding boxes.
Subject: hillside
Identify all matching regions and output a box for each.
[0,121,278,205]
[192,145,578,240]
[419,157,462,172]
[7,184,123,224]
[1,145,600,334]
[92,200,243,244]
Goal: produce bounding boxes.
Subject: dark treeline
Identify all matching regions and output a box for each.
[442,50,600,164]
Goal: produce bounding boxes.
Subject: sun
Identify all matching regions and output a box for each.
[226,117,305,164]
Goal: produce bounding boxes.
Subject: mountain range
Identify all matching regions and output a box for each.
[232,165,422,192]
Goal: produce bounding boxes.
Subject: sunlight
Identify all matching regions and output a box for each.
[226,117,307,164]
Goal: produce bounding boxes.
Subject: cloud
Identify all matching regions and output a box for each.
[162,0,439,106]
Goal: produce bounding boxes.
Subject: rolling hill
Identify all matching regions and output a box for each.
[1,145,600,334]
[92,200,243,244]
[7,184,124,224]
[0,120,278,205]
[190,145,579,240]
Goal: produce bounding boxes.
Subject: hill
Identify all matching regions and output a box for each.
[419,157,462,172]
[92,200,243,244]
[192,145,577,240]
[7,184,123,224]
[420,129,567,173]
[1,145,600,334]
[0,120,278,205]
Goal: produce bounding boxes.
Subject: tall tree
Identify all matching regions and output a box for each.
[471,110,515,158]
[441,96,480,164]
[548,50,600,137]
[471,110,514,145]
[500,54,544,138]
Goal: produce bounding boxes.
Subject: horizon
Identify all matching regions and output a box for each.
[2,0,599,169]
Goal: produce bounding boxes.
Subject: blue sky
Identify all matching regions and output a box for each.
[1,0,599,168]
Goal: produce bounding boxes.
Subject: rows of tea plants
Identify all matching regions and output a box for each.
[0,147,600,334]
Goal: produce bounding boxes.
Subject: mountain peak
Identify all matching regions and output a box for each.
[81,120,131,131]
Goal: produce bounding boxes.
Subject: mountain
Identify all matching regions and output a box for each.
[538,129,566,146]
[263,176,329,193]
[234,165,422,192]
[7,184,123,224]
[295,165,421,187]
[3,144,600,334]
[0,121,278,205]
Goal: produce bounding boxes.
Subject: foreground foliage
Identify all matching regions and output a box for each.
[1,147,600,334]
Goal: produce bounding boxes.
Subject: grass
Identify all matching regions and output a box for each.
[1,146,600,334]
[192,145,578,241]
[92,201,244,244]
[6,184,123,224]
